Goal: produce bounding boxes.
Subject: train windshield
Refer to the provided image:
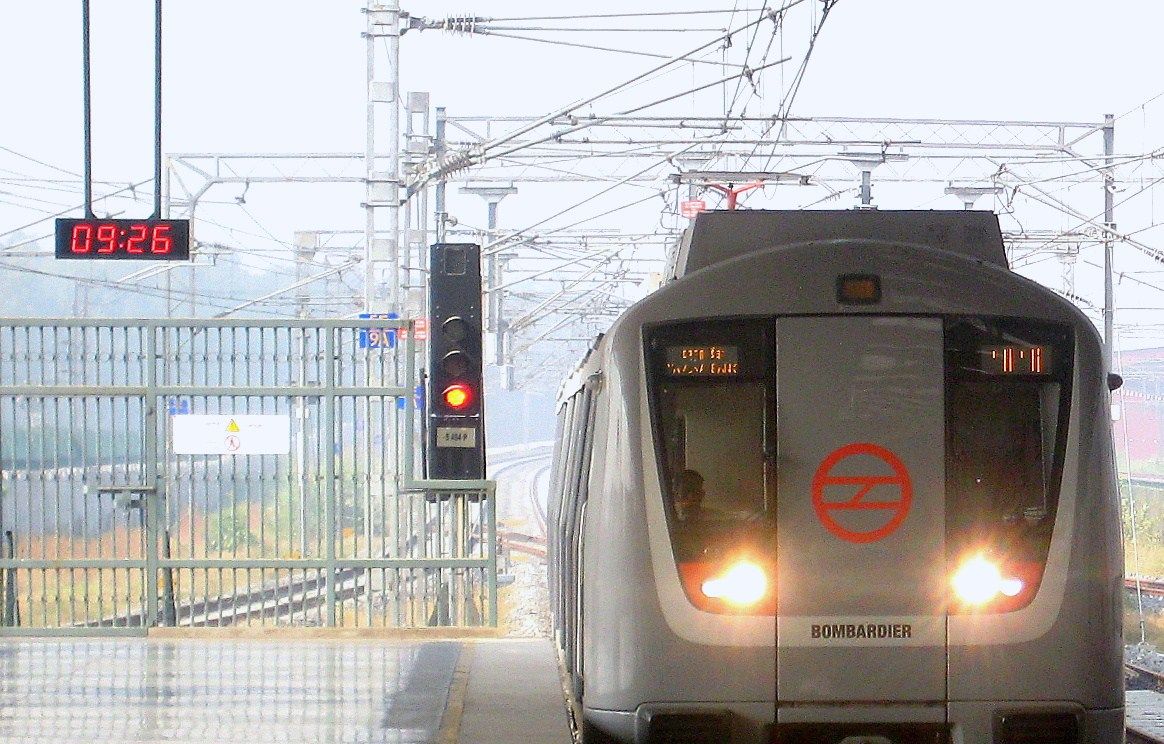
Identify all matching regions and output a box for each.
[646,320,774,612]
[944,318,1072,613]
[646,315,1072,616]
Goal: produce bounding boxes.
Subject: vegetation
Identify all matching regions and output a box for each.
[1123,483,1164,576]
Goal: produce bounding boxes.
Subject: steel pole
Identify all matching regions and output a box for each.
[364,6,377,311]
[81,0,94,217]
[435,107,447,243]
[386,1,401,312]
[1103,113,1115,370]
[364,2,402,313]
[153,0,163,218]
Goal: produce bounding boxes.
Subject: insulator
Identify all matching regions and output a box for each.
[443,15,479,35]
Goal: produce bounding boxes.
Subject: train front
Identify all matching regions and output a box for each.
[592,236,1124,744]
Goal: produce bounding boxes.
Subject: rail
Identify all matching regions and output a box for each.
[1127,577,1164,598]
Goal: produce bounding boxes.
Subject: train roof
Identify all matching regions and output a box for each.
[668,209,1007,280]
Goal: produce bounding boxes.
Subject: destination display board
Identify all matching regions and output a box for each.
[664,345,740,376]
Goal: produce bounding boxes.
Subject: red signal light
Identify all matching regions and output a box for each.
[442,383,474,411]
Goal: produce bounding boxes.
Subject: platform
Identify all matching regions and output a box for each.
[0,635,572,743]
[1129,690,1164,742]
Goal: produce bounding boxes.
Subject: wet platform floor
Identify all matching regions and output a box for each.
[9,637,1159,743]
[0,636,571,744]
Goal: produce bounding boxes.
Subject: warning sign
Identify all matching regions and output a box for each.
[172,415,291,455]
[679,199,706,219]
[810,442,912,544]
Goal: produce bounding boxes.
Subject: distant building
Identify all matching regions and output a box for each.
[1114,347,1164,465]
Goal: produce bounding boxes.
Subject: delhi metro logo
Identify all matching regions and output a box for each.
[811,442,912,544]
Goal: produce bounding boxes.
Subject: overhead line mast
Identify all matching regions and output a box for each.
[365,2,402,313]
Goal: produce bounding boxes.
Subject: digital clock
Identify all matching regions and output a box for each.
[55,218,191,260]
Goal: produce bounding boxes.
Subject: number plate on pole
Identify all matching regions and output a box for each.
[435,427,476,448]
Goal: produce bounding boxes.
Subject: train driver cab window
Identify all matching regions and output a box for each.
[945,318,1072,613]
[646,320,774,614]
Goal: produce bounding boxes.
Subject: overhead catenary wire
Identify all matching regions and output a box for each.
[409,3,803,193]
[722,5,778,121]
[476,25,727,33]
[478,9,770,22]
[0,259,284,315]
[477,136,717,259]
[1116,89,1164,123]
[1011,175,1164,263]
[0,145,83,179]
[211,258,361,318]
[1082,259,1164,297]
[487,192,668,290]
[0,179,153,249]
[696,5,787,180]
[485,56,792,164]
[756,0,840,172]
[460,28,743,68]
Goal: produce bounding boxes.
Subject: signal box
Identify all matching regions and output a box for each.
[427,243,485,480]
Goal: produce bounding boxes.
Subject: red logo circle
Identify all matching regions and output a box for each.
[811,442,912,544]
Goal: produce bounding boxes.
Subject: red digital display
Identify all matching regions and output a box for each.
[55,218,191,260]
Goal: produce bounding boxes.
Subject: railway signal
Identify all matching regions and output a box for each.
[427,242,485,480]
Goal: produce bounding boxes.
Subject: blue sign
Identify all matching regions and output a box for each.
[166,397,190,415]
[359,312,399,349]
[396,384,425,411]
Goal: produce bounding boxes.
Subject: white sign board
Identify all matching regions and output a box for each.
[436,426,476,448]
[172,415,291,455]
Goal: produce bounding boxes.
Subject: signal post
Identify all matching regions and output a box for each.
[424,242,488,624]
[427,243,486,481]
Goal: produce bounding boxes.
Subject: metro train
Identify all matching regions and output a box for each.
[547,210,1124,744]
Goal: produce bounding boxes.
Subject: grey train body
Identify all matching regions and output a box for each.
[548,211,1124,744]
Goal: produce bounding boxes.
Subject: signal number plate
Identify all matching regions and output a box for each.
[436,427,476,448]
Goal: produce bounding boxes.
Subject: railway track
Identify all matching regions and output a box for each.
[1128,662,1164,693]
[529,463,549,539]
[1128,728,1164,744]
[72,449,555,629]
[1128,577,1164,598]
[492,453,551,562]
[85,554,425,628]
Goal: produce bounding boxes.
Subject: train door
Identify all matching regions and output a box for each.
[774,316,947,720]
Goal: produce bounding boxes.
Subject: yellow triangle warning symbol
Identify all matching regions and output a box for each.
[226,419,241,433]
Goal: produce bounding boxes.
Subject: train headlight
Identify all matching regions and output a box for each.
[951,555,1025,605]
[700,561,767,607]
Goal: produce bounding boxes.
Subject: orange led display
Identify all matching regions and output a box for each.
[664,345,740,376]
[979,345,1052,375]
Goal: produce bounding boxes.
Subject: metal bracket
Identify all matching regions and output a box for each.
[94,485,156,511]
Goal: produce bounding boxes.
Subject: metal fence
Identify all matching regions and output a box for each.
[0,319,496,635]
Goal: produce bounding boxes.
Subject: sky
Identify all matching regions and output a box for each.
[2,1,1164,352]
[5,2,1163,181]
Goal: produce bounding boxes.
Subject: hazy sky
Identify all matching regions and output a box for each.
[5,1,1161,161]
[3,1,1164,345]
